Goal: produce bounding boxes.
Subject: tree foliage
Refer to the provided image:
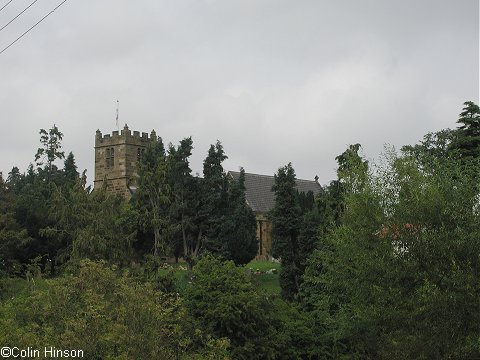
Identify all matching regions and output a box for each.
[218,168,258,265]
[135,138,257,266]
[301,150,480,359]
[3,104,479,359]
[269,163,302,299]
[0,174,31,275]
[450,101,480,160]
[34,125,65,177]
[185,255,273,359]
[0,260,229,359]
[165,137,203,267]
[135,138,170,257]
[200,141,229,254]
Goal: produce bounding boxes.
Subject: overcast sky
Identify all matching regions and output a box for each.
[0,0,478,186]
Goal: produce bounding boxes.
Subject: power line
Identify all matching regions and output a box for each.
[0,0,15,14]
[0,0,40,33]
[0,0,69,56]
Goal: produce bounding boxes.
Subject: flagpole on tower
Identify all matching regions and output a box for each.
[115,100,119,131]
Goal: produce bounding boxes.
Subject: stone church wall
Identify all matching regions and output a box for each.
[94,125,156,197]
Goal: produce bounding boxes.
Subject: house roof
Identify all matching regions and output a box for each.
[228,171,323,214]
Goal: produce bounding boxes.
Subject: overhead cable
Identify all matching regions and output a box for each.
[0,0,40,33]
[0,0,69,56]
[0,0,15,14]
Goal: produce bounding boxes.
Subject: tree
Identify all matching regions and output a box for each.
[335,143,369,194]
[301,151,480,359]
[218,168,258,265]
[296,207,321,282]
[0,174,31,275]
[185,255,274,359]
[316,179,344,231]
[62,152,79,187]
[200,141,229,255]
[0,260,229,359]
[269,163,302,300]
[42,180,137,266]
[14,127,83,274]
[9,165,55,273]
[6,167,22,191]
[34,125,65,178]
[135,138,170,257]
[449,101,480,160]
[165,137,201,267]
[402,129,456,168]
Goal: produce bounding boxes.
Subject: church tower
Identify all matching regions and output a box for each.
[94,124,157,197]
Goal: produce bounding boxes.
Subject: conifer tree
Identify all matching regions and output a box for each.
[296,207,321,278]
[165,137,201,266]
[135,138,170,257]
[63,151,79,187]
[270,163,302,300]
[6,167,22,192]
[69,186,137,264]
[219,168,258,265]
[0,174,31,275]
[450,101,480,160]
[200,141,229,254]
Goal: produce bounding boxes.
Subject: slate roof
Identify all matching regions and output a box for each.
[228,171,323,214]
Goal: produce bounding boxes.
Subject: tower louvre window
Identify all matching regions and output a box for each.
[106,147,114,168]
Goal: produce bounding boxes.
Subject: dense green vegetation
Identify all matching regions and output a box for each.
[0,260,229,359]
[1,101,479,359]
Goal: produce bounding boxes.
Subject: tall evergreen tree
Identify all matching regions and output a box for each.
[6,167,22,192]
[219,168,258,265]
[63,151,79,187]
[270,163,302,300]
[135,138,170,257]
[2,128,87,274]
[165,137,201,266]
[450,101,480,160]
[10,165,55,273]
[317,179,344,231]
[201,141,229,255]
[69,186,137,264]
[0,174,31,275]
[296,207,321,281]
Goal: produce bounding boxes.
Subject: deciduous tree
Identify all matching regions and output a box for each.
[302,150,480,359]
[34,125,65,178]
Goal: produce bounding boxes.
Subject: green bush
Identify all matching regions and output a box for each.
[186,255,276,359]
[0,259,228,359]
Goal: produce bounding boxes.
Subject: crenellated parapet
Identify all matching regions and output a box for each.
[95,124,157,147]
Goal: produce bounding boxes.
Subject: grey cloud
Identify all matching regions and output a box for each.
[0,0,477,185]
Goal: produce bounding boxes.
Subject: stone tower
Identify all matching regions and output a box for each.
[94,124,157,197]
